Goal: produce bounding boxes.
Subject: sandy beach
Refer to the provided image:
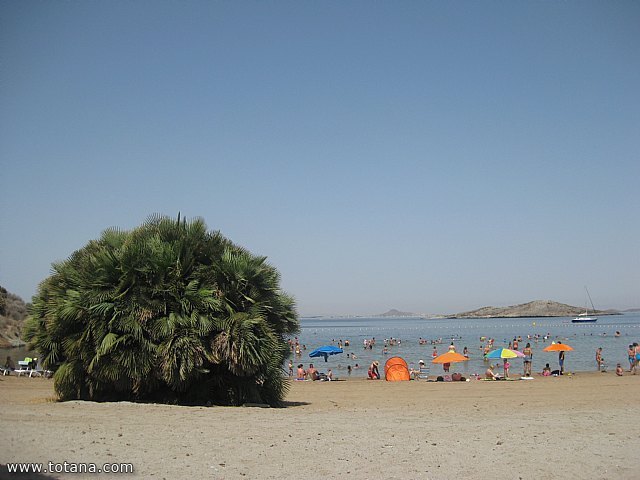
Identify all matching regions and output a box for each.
[1,372,639,480]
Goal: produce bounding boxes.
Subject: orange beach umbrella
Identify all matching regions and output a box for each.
[543,342,574,352]
[432,352,469,364]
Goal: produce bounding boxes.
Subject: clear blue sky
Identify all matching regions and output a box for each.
[1,1,639,315]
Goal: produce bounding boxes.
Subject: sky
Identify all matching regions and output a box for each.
[1,1,639,316]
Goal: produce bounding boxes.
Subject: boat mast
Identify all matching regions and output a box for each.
[584,286,596,314]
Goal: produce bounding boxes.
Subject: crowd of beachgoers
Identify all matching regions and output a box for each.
[3,331,638,382]
[287,332,640,382]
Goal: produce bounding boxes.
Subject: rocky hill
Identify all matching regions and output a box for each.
[0,286,29,348]
[376,309,421,317]
[452,300,615,319]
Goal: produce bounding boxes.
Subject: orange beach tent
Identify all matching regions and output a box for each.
[384,356,410,381]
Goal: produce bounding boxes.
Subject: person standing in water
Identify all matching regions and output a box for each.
[595,347,603,371]
[523,343,533,377]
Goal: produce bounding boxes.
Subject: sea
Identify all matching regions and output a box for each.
[292,312,640,378]
[3,313,639,379]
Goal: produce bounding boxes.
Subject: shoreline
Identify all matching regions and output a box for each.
[1,372,639,479]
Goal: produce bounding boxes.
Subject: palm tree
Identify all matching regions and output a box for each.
[24,215,299,406]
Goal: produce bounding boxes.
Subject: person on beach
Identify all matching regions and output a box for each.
[485,365,498,380]
[463,346,469,358]
[628,345,635,372]
[542,363,551,376]
[296,364,306,380]
[326,369,333,381]
[559,350,565,375]
[368,361,380,380]
[634,343,640,375]
[432,347,438,359]
[616,364,624,376]
[443,362,451,373]
[409,360,425,380]
[347,365,352,376]
[4,356,15,371]
[523,343,533,377]
[418,359,429,376]
[596,347,603,371]
[307,364,319,381]
[288,360,294,377]
[503,360,510,378]
[448,342,455,353]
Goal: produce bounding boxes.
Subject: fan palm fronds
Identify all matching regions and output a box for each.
[25,214,298,406]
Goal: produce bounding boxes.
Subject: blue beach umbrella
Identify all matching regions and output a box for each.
[309,345,344,362]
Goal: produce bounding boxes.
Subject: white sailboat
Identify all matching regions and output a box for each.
[572,286,598,323]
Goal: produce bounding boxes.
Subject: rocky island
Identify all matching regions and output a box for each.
[451,300,618,319]
[376,309,422,317]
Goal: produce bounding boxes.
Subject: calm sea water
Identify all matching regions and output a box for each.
[292,313,640,378]
[3,313,638,379]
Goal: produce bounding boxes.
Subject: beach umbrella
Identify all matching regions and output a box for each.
[432,352,469,364]
[309,345,343,362]
[543,342,574,352]
[485,348,524,378]
[543,342,573,374]
[484,348,525,359]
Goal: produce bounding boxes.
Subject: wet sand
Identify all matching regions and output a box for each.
[1,372,639,479]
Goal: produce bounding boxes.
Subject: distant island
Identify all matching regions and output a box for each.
[450,300,619,319]
[320,300,630,320]
[375,301,622,319]
[376,309,423,318]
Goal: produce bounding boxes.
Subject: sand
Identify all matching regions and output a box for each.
[1,372,639,479]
